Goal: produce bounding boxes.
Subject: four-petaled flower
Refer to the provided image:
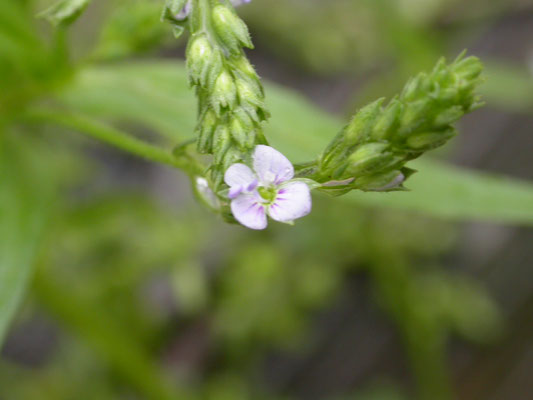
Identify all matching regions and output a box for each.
[224,145,312,230]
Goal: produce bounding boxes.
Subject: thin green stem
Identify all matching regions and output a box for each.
[22,108,205,175]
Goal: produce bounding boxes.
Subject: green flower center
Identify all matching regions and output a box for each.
[258,186,277,203]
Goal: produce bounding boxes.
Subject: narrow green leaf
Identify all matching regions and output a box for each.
[0,138,53,345]
[482,61,533,112]
[345,160,533,225]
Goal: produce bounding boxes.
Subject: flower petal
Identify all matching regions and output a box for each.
[268,182,311,223]
[224,163,257,199]
[231,192,268,230]
[253,145,294,185]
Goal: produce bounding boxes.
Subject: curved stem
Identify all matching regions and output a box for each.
[22,108,205,176]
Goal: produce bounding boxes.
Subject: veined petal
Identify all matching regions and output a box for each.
[231,192,268,230]
[224,163,257,199]
[253,145,294,185]
[268,182,311,223]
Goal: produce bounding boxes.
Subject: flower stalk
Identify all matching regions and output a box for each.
[306,53,484,194]
[185,0,269,192]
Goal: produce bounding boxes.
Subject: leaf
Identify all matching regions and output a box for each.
[0,137,53,345]
[55,61,533,225]
[481,61,533,113]
[345,160,533,225]
[93,1,175,60]
[39,0,91,26]
[56,62,196,143]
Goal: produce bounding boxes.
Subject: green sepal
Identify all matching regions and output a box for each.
[211,4,253,55]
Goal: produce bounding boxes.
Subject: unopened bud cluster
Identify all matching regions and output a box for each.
[313,53,483,192]
[186,0,268,190]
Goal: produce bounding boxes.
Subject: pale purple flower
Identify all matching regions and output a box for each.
[176,0,251,20]
[224,145,312,230]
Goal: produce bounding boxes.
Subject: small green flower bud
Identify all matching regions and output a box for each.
[406,128,456,151]
[354,170,404,191]
[205,51,223,89]
[245,129,256,148]
[232,56,258,80]
[345,142,395,176]
[371,99,401,140]
[236,77,263,108]
[434,106,463,127]
[433,65,452,84]
[212,5,253,54]
[221,146,241,171]
[239,101,262,124]
[233,108,254,130]
[402,76,421,101]
[453,57,483,80]
[229,116,247,147]
[399,99,430,133]
[194,177,220,211]
[186,34,213,84]
[439,87,459,103]
[197,109,217,153]
[344,99,384,146]
[213,125,231,164]
[212,70,237,113]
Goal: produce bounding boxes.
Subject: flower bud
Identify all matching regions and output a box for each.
[186,34,213,84]
[398,99,430,133]
[345,142,395,176]
[232,56,258,80]
[211,71,237,113]
[221,147,241,171]
[212,4,253,54]
[213,125,231,164]
[434,65,451,83]
[402,76,421,101]
[236,77,263,108]
[344,99,383,146]
[439,88,459,102]
[205,50,223,89]
[453,56,483,80]
[229,116,247,147]
[194,177,220,211]
[406,128,456,151]
[233,108,254,130]
[434,106,463,127]
[371,99,401,140]
[197,109,217,153]
[354,170,404,191]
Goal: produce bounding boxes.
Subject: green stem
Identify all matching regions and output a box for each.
[23,108,204,175]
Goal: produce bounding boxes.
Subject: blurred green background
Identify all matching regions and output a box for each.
[1,0,533,399]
